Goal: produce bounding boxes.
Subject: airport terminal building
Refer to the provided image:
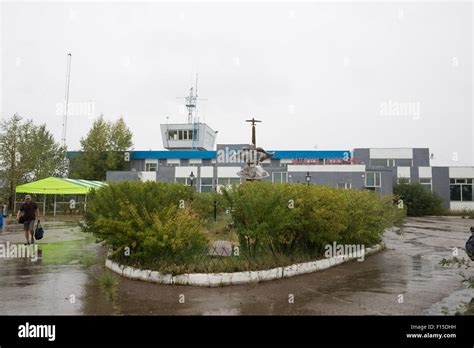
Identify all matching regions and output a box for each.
[106,123,474,211]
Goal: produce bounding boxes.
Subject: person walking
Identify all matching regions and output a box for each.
[466,226,474,261]
[16,195,40,245]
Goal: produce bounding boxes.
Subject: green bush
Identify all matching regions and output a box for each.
[393,182,444,217]
[190,190,228,221]
[82,181,208,264]
[83,181,405,274]
[223,182,405,256]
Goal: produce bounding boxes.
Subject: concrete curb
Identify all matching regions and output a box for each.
[105,242,385,287]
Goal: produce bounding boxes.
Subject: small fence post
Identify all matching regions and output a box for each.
[213,200,217,222]
[43,194,46,217]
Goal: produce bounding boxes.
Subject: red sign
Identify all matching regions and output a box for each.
[291,157,363,165]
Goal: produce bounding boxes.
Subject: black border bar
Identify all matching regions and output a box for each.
[0,315,472,346]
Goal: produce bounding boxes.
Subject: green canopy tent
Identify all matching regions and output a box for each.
[15,177,107,216]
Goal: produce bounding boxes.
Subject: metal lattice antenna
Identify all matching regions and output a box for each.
[61,53,72,147]
[177,74,207,124]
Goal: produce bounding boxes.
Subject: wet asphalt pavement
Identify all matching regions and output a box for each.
[0,216,473,315]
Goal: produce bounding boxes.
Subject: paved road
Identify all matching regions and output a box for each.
[0,216,473,315]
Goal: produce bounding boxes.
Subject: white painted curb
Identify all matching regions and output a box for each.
[105,242,385,287]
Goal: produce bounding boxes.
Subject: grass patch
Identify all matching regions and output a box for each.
[443,209,474,219]
[112,246,352,275]
[38,234,98,266]
[99,271,118,302]
[202,214,238,243]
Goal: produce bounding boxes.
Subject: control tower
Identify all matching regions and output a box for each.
[160,79,216,151]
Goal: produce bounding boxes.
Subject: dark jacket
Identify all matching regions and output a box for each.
[466,227,474,261]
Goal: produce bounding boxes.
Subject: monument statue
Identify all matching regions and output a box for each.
[237,118,275,181]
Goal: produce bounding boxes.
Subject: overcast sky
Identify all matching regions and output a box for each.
[1,1,472,166]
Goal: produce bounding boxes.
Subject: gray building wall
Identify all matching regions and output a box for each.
[156,166,176,183]
[413,148,431,167]
[365,169,393,195]
[353,148,370,165]
[380,170,394,195]
[287,171,365,189]
[432,166,450,209]
[107,148,463,211]
[106,171,140,182]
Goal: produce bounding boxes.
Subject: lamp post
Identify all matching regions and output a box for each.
[213,178,218,222]
[305,172,311,186]
[189,171,195,189]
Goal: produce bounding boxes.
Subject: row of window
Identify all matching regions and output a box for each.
[145,163,158,171]
[145,161,212,171]
[158,169,474,202]
[450,178,473,202]
[175,177,241,192]
[167,129,198,141]
[370,158,413,167]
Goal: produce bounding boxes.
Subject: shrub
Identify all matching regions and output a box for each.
[82,181,208,264]
[223,181,405,256]
[393,182,444,217]
[190,190,228,221]
[83,181,405,274]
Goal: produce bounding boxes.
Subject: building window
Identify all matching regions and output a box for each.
[370,159,388,167]
[370,158,412,167]
[218,178,241,186]
[229,178,241,185]
[396,159,412,167]
[168,130,178,140]
[175,177,196,187]
[200,178,213,192]
[173,129,194,141]
[366,172,381,190]
[366,172,381,187]
[175,177,188,185]
[272,172,288,183]
[337,182,351,189]
[145,163,157,172]
[419,178,432,191]
[397,177,410,184]
[450,178,473,201]
[271,159,281,166]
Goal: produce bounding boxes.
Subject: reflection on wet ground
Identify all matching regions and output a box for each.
[0,216,473,315]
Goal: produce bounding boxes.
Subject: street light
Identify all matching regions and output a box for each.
[305,172,311,186]
[189,171,195,189]
[213,178,218,222]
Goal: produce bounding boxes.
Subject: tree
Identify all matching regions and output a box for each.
[22,124,68,179]
[69,116,133,180]
[0,114,66,209]
[393,181,444,217]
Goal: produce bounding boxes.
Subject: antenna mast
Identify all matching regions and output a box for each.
[185,87,196,124]
[61,52,72,147]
